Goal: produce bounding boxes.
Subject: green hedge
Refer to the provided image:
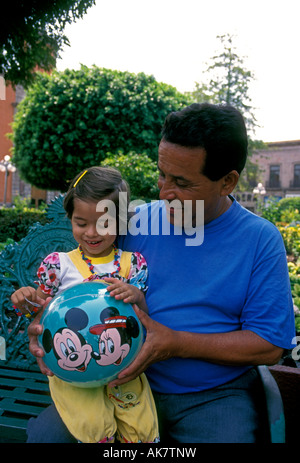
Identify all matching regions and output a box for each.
[261,197,300,224]
[277,197,300,212]
[11,67,191,191]
[0,208,48,243]
[102,152,160,202]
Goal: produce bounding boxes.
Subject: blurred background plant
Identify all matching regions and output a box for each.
[259,197,300,332]
[102,152,159,202]
[0,196,48,244]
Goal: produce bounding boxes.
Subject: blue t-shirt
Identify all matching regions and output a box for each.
[119,198,295,394]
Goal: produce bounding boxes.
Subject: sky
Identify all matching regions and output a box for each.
[56,0,300,143]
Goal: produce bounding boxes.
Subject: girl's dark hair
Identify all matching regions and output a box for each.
[161,103,248,181]
[63,166,130,222]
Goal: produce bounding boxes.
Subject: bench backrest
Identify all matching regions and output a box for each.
[0,195,77,370]
[269,364,300,443]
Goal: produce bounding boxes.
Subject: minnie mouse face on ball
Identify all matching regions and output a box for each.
[41,307,93,372]
[89,306,140,367]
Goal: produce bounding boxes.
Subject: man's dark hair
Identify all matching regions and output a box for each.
[160,103,248,181]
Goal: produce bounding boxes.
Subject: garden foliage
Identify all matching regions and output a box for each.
[261,197,300,331]
[0,0,95,87]
[0,206,48,243]
[102,152,159,202]
[10,66,190,192]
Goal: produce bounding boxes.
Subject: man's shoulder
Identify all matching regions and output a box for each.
[235,201,285,255]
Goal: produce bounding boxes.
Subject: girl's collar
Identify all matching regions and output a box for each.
[78,244,121,276]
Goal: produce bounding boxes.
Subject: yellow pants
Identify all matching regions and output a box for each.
[49,374,159,443]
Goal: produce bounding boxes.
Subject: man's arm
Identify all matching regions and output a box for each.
[28,302,283,381]
[27,300,54,376]
[107,305,283,387]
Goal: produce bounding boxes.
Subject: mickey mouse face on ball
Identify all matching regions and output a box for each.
[42,307,93,372]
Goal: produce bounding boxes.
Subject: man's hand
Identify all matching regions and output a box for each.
[108,304,177,387]
[107,306,284,388]
[27,298,54,377]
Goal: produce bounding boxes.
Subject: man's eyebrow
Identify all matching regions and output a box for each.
[73,215,86,221]
[157,165,189,182]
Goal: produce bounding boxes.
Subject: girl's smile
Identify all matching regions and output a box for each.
[71,198,117,258]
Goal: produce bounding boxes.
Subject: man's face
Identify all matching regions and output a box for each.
[157,140,229,226]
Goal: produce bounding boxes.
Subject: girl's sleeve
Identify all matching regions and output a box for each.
[127,251,148,293]
[35,252,61,296]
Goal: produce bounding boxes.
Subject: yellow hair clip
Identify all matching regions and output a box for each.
[73,170,88,188]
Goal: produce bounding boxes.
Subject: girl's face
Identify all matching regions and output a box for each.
[71,198,117,257]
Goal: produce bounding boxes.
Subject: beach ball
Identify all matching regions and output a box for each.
[38,281,143,388]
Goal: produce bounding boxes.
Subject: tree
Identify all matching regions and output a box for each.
[102,152,160,202]
[191,33,258,135]
[190,33,262,190]
[10,66,191,191]
[0,0,95,87]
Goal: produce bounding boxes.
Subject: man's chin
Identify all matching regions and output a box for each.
[165,209,184,227]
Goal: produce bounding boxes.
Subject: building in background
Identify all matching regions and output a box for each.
[232,140,300,212]
[0,81,17,205]
[251,140,300,201]
[0,81,59,207]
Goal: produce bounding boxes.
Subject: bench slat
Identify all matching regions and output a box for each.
[0,415,30,430]
[0,367,49,382]
[0,376,50,391]
[0,387,52,405]
[0,397,50,416]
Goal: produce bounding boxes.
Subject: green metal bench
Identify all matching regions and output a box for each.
[0,195,77,442]
[0,367,52,443]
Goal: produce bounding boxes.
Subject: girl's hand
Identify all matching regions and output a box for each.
[103,277,143,304]
[11,286,45,315]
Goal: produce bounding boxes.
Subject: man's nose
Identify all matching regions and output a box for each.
[159,180,177,200]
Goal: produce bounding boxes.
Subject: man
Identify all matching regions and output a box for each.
[28,103,295,443]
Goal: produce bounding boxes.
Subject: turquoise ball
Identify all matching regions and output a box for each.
[38,281,143,388]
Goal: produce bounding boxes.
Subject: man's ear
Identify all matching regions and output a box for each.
[220,170,240,196]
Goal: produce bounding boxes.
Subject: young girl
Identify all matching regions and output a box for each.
[11,166,159,443]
